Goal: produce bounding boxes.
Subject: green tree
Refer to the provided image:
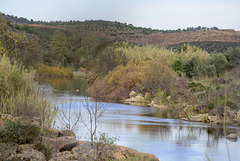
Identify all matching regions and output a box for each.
[183,56,201,78]
[77,34,100,68]
[209,53,228,75]
[227,48,240,67]
[93,47,128,75]
[50,30,68,66]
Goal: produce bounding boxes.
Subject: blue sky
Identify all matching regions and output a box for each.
[0,0,240,30]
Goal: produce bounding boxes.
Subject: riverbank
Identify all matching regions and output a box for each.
[123,90,240,126]
[0,114,158,161]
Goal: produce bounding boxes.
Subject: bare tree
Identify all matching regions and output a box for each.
[80,97,109,142]
[57,100,81,132]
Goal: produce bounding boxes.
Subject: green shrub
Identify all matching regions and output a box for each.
[0,119,40,144]
[209,53,228,75]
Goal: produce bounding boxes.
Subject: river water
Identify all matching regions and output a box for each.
[39,78,240,161]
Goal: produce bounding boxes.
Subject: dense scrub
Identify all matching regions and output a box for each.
[89,43,240,123]
[0,55,58,127]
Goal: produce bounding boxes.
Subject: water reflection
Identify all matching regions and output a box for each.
[39,78,240,161]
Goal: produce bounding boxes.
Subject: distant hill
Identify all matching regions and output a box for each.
[3,13,240,52]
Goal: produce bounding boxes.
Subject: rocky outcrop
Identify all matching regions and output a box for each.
[7,144,46,161]
[124,91,167,108]
[0,144,46,161]
[50,141,159,161]
[41,135,77,157]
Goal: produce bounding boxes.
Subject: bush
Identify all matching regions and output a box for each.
[209,53,228,75]
[89,63,142,101]
[0,56,58,127]
[34,64,73,77]
[0,119,40,144]
[226,47,240,67]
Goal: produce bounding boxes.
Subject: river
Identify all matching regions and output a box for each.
[39,77,240,161]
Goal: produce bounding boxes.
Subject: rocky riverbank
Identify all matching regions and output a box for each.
[0,114,158,161]
[124,91,240,126]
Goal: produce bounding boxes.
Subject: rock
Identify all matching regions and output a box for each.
[152,104,167,109]
[0,143,17,160]
[7,144,46,161]
[41,135,77,156]
[124,95,144,104]
[60,142,78,152]
[50,140,159,161]
[49,151,79,161]
[226,134,238,142]
[208,116,220,123]
[190,114,208,122]
[129,91,137,98]
[61,130,76,137]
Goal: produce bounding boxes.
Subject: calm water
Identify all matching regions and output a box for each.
[39,78,240,161]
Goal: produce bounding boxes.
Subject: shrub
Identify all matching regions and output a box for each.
[142,60,177,94]
[209,53,228,75]
[34,64,73,77]
[89,63,142,101]
[226,47,240,67]
[0,55,58,127]
[0,119,40,144]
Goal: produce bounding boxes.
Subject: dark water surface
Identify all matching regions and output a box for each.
[39,78,240,161]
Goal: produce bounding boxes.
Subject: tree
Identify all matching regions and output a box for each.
[77,34,100,68]
[209,53,228,75]
[227,48,240,67]
[183,56,201,78]
[50,30,68,66]
[57,101,81,132]
[93,47,128,75]
[81,97,109,142]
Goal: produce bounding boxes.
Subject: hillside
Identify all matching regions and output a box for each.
[3,13,240,52]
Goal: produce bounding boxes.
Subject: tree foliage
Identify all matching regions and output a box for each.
[0,15,41,67]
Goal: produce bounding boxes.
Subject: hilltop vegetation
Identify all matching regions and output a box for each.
[3,13,240,53]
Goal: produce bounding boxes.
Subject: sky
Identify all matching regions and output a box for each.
[0,0,240,30]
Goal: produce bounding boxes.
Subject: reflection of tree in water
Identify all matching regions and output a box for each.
[138,124,171,140]
[174,126,201,147]
[39,77,88,96]
[206,126,238,152]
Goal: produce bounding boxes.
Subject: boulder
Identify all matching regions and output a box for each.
[7,144,46,161]
[190,114,208,122]
[60,142,78,152]
[124,95,144,104]
[49,151,79,161]
[0,143,17,160]
[208,115,220,123]
[129,91,137,98]
[41,135,77,156]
